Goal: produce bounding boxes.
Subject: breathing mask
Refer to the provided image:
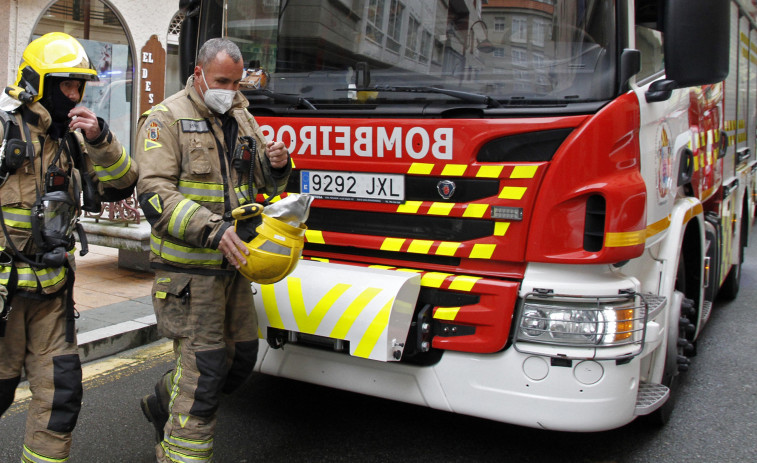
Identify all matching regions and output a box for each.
[200,69,236,114]
[31,190,77,266]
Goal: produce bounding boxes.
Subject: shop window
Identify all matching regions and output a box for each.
[35,0,133,157]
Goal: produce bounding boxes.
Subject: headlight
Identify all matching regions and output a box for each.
[547,309,604,343]
[516,294,642,348]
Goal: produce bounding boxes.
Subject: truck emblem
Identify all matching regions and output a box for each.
[437,180,456,199]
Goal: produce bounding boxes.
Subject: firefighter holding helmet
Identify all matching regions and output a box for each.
[134,38,290,462]
[0,32,138,462]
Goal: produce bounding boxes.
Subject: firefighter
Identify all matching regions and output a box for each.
[135,38,290,462]
[0,32,138,462]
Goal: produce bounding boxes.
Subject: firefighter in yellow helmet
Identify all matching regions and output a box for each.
[0,32,138,462]
[135,38,290,462]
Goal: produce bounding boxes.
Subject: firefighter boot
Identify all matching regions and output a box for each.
[140,370,172,443]
[141,394,167,443]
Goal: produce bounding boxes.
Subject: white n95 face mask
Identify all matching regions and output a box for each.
[200,69,236,114]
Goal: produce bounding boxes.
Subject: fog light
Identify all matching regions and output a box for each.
[491,206,523,221]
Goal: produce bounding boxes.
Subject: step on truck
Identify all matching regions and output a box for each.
[176,0,756,431]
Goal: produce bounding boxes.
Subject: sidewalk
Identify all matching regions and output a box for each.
[73,245,160,363]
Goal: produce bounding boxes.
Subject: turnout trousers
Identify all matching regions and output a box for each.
[0,293,82,462]
[151,269,259,463]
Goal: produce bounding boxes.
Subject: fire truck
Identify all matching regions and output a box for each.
[176,0,755,430]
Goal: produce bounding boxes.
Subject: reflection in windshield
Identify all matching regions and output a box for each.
[223,0,616,106]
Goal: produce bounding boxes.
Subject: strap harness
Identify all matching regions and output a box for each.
[0,109,84,341]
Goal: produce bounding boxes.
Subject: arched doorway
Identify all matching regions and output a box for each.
[34,0,134,156]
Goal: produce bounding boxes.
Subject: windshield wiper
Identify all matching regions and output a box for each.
[371,85,502,108]
[245,88,317,110]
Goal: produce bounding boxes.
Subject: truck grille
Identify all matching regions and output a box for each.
[305,208,494,241]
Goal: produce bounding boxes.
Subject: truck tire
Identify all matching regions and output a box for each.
[719,227,744,301]
[647,254,694,426]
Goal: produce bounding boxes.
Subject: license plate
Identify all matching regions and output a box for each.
[300,170,404,203]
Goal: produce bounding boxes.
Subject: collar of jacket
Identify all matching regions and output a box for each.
[20,101,52,132]
[184,75,248,119]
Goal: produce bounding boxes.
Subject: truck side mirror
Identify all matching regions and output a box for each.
[663,0,729,88]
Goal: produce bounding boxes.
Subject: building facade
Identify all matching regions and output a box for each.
[0,0,182,154]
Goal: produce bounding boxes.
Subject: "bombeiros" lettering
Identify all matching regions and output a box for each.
[259,125,454,160]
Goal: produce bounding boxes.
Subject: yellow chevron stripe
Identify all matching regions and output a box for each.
[428,202,454,215]
[477,165,504,178]
[329,287,383,339]
[261,284,284,329]
[353,299,393,358]
[408,163,434,175]
[396,268,422,273]
[494,222,510,236]
[407,240,433,254]
[305,230,325,244]
[499,186,527,200]
[470,243,496,259]
[434,307,461,320]
[463,203,488,218]
[436,242,460,256]
[397,201,422,213]
[289,278,350,334]
[421,272,452,288]
[381,237,405,252]
[448,275,481,291]
[441,164,467,176]
[510,165,538,178]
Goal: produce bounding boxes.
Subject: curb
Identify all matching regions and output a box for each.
[77,315,160,364]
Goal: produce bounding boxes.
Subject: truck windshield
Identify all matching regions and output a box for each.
[222,0,616,107]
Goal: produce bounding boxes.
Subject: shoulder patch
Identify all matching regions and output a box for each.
[180,119,209,133]
[146,120,161,141]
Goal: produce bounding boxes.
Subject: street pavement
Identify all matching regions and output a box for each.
[72,245,158,363]
[2,241,757,461]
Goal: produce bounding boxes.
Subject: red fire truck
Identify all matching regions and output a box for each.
[176,0,755,430]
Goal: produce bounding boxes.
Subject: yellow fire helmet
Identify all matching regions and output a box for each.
[15,32,98,103]
[234,208,307,284]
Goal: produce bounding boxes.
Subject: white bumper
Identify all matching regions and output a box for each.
[257,343,640,431]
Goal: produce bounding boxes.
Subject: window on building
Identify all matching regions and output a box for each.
[512,48,528,67]
[366,0,386,44]
[511,16,528,43]
[405,16,420,60]
[386,0,404,53]
[419,30,432,64]
[532,19,547,47]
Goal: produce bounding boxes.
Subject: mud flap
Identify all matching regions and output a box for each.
[253,260,421,361]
